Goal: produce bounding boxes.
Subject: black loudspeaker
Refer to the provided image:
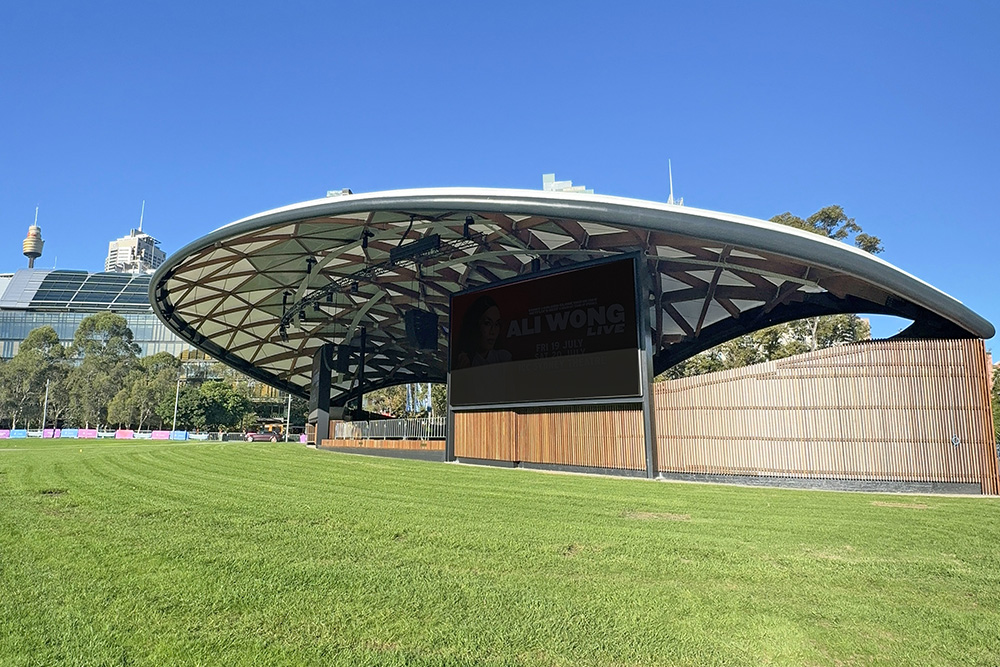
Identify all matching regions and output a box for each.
[336,344,353,373]
[405,309,438,350]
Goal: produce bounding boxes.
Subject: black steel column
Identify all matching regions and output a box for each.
[308,343,336,444]
[636,256,659,478]
[445,370,456,461]
[356,326,367,414]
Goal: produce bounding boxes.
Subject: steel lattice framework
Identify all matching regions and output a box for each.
[150,188,993,406]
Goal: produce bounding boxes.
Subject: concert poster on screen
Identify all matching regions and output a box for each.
[449,257,642,407]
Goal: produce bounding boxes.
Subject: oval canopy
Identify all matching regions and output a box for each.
[150,188,994,405]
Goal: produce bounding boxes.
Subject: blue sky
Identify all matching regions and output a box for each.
[1,1,996,344]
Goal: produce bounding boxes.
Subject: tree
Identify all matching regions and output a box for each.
[198,380,251,431]
[769,205,883,254]
[108,353,182,429]
[71,312,141,360]
[362,384,442,418]
[0,350,47,428]
[21,326,66,362]
[364,385,407,417]
[0,327,69,428]
[156,384,204,431]
[67,313,140,427]
[431,384,447,416]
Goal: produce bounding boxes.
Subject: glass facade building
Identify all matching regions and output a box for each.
[0,268,192,359]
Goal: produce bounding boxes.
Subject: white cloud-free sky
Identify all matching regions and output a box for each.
[1,1,996,343]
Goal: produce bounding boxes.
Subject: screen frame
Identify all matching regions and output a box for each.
[447,252,646,410]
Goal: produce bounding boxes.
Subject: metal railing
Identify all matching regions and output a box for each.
[334,417,447,441]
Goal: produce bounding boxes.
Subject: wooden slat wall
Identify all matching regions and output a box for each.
[454,410,518,461]
[453,404,645,470]
[516,405,645,470]
[654,338,999,494]
[320,438,444,451]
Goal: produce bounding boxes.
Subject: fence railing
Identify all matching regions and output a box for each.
[334,417,447,441]
[0,430,306,443]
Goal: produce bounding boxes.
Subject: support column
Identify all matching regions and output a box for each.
[445,370,455,461]
[308,343,337,444]
[637,257,659,478]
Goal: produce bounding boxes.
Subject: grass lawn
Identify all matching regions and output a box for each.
[1,438,998,666]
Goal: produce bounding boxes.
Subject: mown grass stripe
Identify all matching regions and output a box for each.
[1,438,998,666]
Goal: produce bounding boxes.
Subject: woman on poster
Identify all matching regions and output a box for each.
[454,295,512,369]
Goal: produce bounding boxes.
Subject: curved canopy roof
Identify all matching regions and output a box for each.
[150,188,993,404]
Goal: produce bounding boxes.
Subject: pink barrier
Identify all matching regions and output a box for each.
[151,430,170,440]
[299,434,307,443]
[78,428,98,438]
[0,430,9,439]
[42,429,57,438]
[115,429,135,439]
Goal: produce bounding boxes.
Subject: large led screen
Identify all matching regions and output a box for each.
[449,257,641,407]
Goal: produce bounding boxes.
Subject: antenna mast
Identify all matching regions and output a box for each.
[667,160,675,205]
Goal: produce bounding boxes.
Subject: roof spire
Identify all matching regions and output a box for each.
[668,160,675,205]
[667,160,683,206]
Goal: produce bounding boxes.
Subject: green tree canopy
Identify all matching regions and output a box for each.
[107,353,183,430]
[67,313,140,427]
[20,326,66,363]
[0,326,70,428]
[769,205,884,254]
[198,380,252,431]
[72,312,141,360]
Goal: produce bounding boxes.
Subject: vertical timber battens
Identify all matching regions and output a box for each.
[653,338,999,494]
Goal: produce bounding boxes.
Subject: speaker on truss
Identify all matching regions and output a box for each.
[405,308,438,350]
[336,344,353,373]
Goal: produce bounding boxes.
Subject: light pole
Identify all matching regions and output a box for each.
[284,392,292,442]
[41,378,50,435]
[171,373,182,432]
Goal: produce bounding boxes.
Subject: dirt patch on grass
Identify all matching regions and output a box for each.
[623,511,690,522]
[561,544,582,557]
[38,488,68,496]
[872,501,928,509]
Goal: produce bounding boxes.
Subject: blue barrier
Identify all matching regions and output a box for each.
[10,429,28,439]
[169,430,189,441]
[61,429,79,438]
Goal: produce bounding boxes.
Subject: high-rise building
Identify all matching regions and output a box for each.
[105,229,166,274]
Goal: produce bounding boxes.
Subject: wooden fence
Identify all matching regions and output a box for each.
[454,403,646,470]
[654,338,998,494]
[320,438,444,451]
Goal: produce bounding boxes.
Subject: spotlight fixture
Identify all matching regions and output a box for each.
[305,256,316,274]
[313,302,321,313]
[464,215,473,239]
[351,281,359,294]
[361,229,375,249]
[278,325,288,342]
[326,292,334,303]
